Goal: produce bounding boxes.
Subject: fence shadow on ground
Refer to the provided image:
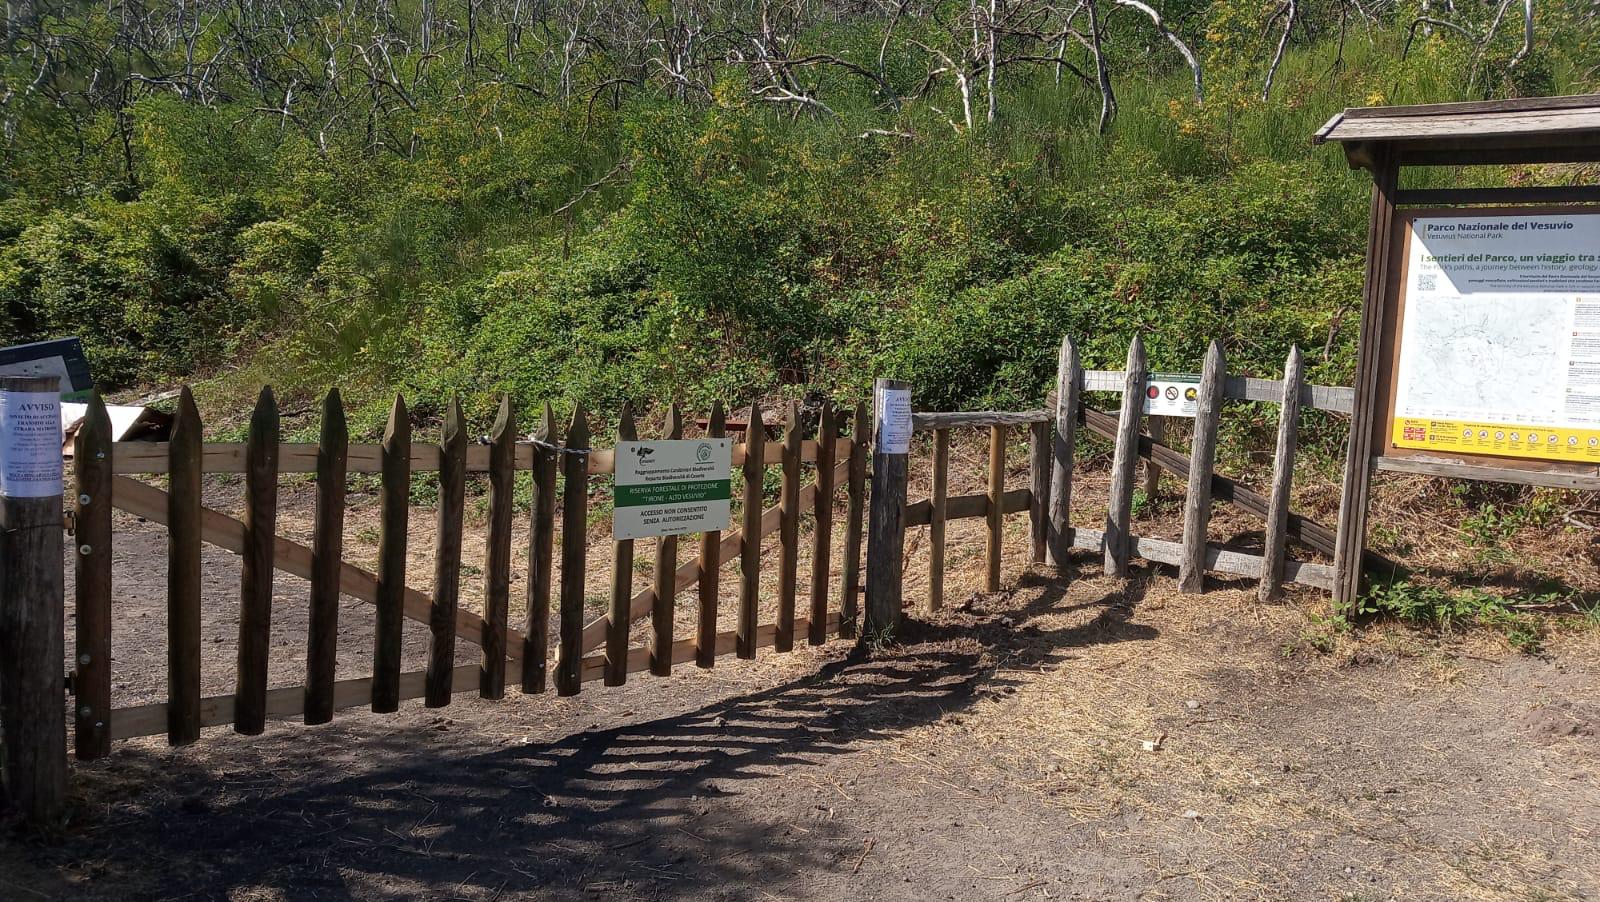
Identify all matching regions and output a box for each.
[36,572,1158,900]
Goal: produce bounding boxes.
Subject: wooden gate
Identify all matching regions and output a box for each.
[69,391,867,758]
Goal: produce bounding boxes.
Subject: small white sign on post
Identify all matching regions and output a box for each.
[0,389,63,499]
[613,438,732,540]
[1143,373,1201,418]
[875,387,912,454]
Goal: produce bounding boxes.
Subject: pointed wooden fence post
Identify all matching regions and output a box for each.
[427,396,466,707]
[650,403,684,676]
[480,394,515,700]
[1260,346,1304,602]
[696,401,726,667]
[775,401,801,652]
[865,379,909,642]
[73,392,113,761]
[839,399,869,639]
[372,394,410,713]
[555,407,590,696]
[1179,341,1225,593]
[1048,336,1081,574]
[1105,337,1145,578]
[523,402,558,693]
[168,387,204,744]
[304,389,348,726]
[0,375,66,823]
[807,401,836,646]
[236,387,280,734]
[605,404,637,686]
[737,400,765,659]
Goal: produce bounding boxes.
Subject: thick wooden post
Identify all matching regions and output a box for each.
[864,379,909,642]
[839,399,868,639]
[927,428,949,612]
[1260,346,1304,602]
[235,387,280,734]
[73,393,113,761]
[1334,146,1399,609]
[480,394,515,700]
[1048,336,1081,573]
[1105,337,1145,577]
[649,403,683,676]
[427,396,466,707]
[605,404,638,686]
[304,389,348,726]
[1178,341,1225,593]
[0,375,66,823]
[985,424,1005,592]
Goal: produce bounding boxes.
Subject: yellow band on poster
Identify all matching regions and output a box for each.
[1393,417,1600,464]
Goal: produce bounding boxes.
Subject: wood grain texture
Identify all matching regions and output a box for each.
[73,392,114,760]
[1178,342,1224,594]
[775,401,801,653]
[1142,417,1166,499]
[0,374,67,820]
[840,400,868,639]
[912,410,1051,430]
[427,397,466,708]
[1333,146,1398,608]
[555,408,590,697]
[167,387,204,745]
[807,402,835,646]
[1077,370,1351,414]
[1028,421,1050,566]
[235,387,279,734]
[304,389,348,726]
[696,402,726,667]
[605,404,638,687]
[1067,527,1334,589]
[649,404,683,677]
[1260,346,1303,603]
[372,394,410,714]
[1048,336,1080,573]
[865,379,909,640]
[906,489,1029,526]
[523,403,557,693]
[480,394,515,700]
[928,428,949,612]
[1104,338,1146,577]
[737,400,765,659]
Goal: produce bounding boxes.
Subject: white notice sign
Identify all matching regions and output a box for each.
[1392,212,1600,464]
[1143,373,1200,418]
[0,390,63,498]
[875,388,912,454]
[614,438,732,540]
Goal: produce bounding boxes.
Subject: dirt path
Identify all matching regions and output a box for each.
[6,542,1598,900]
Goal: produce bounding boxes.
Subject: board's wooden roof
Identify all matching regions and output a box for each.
[1315,94,1600,144]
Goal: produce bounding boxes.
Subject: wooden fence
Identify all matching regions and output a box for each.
[68,391,871,758]
[879,335,1357,622]
[1,331,1367,823]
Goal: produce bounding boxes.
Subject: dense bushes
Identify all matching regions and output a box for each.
[0,10,1594,438]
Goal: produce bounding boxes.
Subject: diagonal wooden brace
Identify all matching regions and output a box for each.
[110,476,520,658]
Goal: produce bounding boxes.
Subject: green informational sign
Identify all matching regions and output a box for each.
[613,438,733,540]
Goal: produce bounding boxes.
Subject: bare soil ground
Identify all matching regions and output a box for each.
[3,431,1599,901]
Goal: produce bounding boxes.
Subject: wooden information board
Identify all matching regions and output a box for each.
[1373,206,1600,479]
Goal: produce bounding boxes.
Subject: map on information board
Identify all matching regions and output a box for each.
[1391,212,1600,464]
